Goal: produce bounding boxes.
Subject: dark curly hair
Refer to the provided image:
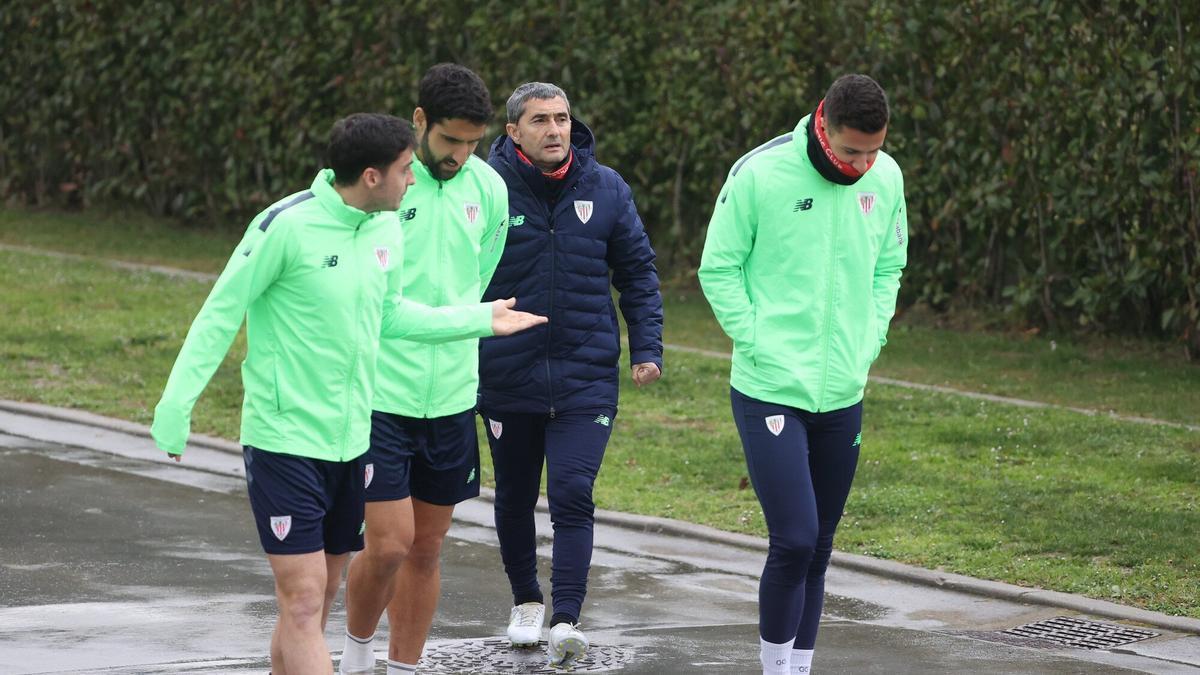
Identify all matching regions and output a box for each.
[418,63,493,126]
[327,113,415,185]
[823,74,890,134]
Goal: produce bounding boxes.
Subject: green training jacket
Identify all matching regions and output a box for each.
[373,154,509,418]
[151,169,494,461]
[699,114,908,412]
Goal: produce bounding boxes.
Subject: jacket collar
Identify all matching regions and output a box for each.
[311,169,373,225]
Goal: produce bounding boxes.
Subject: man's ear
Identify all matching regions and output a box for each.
[361,166,380,189]
[505,122,519,141]
[413,107,426,134]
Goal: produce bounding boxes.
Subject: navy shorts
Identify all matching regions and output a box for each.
[243,446,366,556]
[363,408,481,506]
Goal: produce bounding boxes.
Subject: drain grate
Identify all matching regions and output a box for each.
[418,637,634,673]
[1002,616,1159,650]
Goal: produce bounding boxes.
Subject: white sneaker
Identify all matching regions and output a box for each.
[547,621,588,667]
[506,601,545,647]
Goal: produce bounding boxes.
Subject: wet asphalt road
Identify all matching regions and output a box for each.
[1,414,1199,674]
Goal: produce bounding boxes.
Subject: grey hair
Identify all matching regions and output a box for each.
[506,82,571,123]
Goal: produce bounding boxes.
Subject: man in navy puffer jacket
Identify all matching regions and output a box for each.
[480,81,664,666]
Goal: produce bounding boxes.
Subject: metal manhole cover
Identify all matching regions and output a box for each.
[1001,616,1159,650]
[419,637,634,673]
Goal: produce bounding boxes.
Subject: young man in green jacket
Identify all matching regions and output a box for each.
[699,74,907,675]
[340,65,510,675]
[151,113,543,674]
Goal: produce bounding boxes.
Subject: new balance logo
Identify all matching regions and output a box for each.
[853,432,862,446]
[467,467,477,484]
[508,215,526,228]
[399,208,417,221]
[793,198,813,212]
[321,255,338,268]
[593,415,611,427]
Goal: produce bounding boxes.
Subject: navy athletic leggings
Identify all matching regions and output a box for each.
[482,407,615,623]
[730,388,862,648]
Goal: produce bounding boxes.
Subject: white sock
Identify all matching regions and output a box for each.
[791,648,814,673]
[339,632,375,674]
[386,660,418,675]
[760,637,795,674]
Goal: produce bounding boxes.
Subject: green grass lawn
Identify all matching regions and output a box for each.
[3,205,1199,618]
[0,205,241,273]
[0,247,244,437]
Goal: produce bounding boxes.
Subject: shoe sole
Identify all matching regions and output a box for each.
[550,637,588,666]
[508,638,540,648]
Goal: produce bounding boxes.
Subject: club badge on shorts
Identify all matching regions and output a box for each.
[574,200,593,224]
[374,246,389,270]
[489,419,503,439]
[464,202,481,224]
[857,192,876,216]
[765,415,785,436]
[364,463,374,489]
[270,515,292,541]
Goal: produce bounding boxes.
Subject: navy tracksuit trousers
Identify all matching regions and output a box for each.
[481,407,616,623]
[731,387,863,648]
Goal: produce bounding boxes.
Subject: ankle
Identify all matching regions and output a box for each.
[550,612,578,627]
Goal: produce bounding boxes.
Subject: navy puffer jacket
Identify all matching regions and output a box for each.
[479,118,663,414]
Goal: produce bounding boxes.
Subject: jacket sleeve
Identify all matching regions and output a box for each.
[380,226,494,343]
[698,166,757,356]
[607,178,664,370]
[871,185,908,360]
[477,176,510,296]
[150,219,290,455]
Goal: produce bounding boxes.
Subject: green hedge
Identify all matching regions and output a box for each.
[3,1,1198,355]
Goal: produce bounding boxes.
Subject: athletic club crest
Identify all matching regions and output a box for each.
[270,515,292,541]
[857,192,876,216]
[574,200,593,224]
[364,463,374,489]
[765,415,785,437]
[489,418,503,439]
[464,202,481,224]
[374,246,389,270]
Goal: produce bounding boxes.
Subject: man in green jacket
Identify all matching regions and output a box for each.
[151,112,543,674]
[340,65,509,675]
[699,74,907,675]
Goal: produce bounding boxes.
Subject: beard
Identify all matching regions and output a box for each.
[421,130,462,181]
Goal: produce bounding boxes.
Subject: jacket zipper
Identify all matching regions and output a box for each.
[817,186,840,411]
[545,197,557,418]
[342,220,365,459]
[501,154,575,418]
[423,180,445,416]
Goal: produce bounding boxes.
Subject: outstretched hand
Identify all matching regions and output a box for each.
[491,298,548,336]
[631,362,661,387]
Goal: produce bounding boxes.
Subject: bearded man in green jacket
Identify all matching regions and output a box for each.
[340,64,510,675]
[700,74,907,675]
[151,113,543,675]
